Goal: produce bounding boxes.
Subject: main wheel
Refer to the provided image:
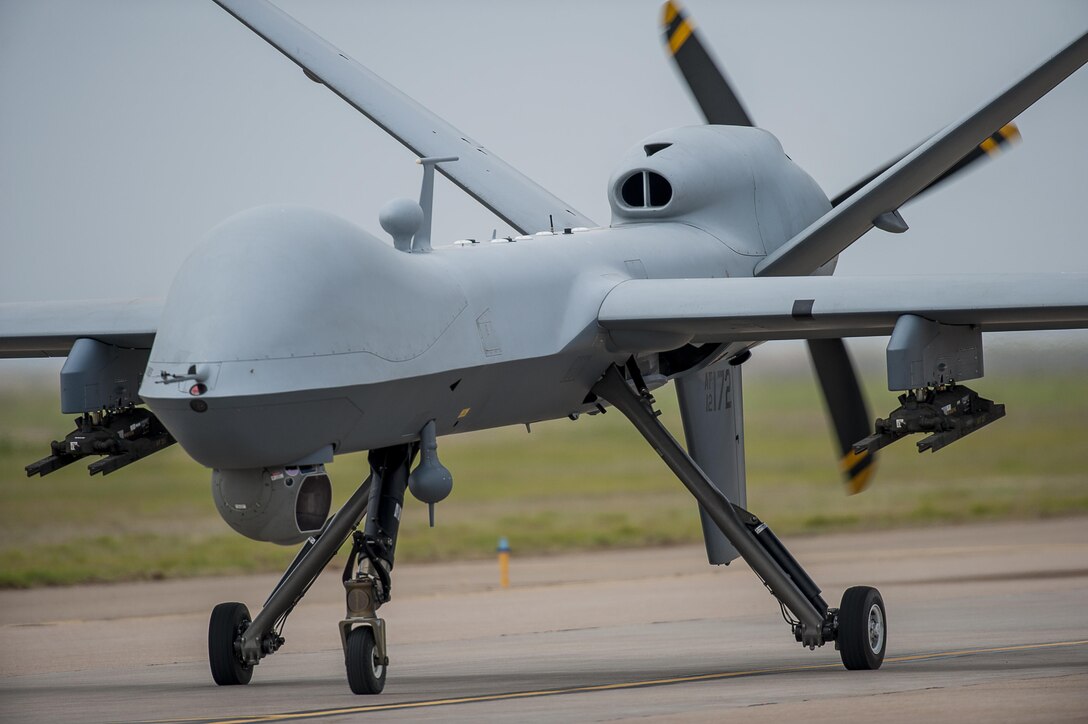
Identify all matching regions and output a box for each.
[837,586,886,670]
[209,602,254,685]
[346,626,386,695]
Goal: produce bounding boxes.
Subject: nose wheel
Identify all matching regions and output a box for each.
[346,626,387,694]
[837,586,887,670]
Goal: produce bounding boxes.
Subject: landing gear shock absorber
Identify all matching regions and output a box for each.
[339,444,415,695]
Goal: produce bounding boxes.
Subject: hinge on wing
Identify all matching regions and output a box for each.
[873,209,908,233]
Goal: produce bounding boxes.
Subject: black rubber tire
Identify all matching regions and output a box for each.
[208,602,254,685]
[837,586,886,670]
[346,627,386,695]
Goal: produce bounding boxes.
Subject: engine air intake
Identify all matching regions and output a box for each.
[619,171,673,209]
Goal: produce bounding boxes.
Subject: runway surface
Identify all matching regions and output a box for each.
[1,518,1086,722]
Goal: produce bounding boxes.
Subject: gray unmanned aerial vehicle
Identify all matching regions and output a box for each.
[2,0,1086,695]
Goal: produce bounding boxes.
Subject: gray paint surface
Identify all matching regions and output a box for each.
[757,29,1088,277]
[0,299,160,357]
[211,0,596,236]
[2,2,1086,475]
[0,2,1084,698]
[2,1,1087,311]
[676,357,747,565]
[599,274,1088,343]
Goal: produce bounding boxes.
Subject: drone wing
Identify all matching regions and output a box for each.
[598,274,1088,346]
[0,299,160,358]
[212,0,596,235]
[757,30,1088,277]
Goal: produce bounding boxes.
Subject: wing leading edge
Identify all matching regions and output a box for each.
[212,0,596,235]
[756,30,1088,278]
[0,299,161,358]
[597,275,1088,348]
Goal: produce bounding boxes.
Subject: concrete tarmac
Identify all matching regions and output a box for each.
[1,518,1086,723]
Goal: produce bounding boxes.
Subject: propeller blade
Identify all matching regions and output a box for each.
[661,1,753,126]
[659,2,876,494]
[807,339,877,495]
[831,123,1020,207]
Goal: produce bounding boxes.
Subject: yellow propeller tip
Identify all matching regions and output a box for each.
[845,464,876,495]
[840,448,876,494]
[662,1,682,26]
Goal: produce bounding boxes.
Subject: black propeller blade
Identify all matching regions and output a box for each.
[662,1,752,126]
[660,0,1022,213]
[831,123,1021,207]
[660,0,878,493]
[808,339,878,494]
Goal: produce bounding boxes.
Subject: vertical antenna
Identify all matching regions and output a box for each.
[413,156,458,252]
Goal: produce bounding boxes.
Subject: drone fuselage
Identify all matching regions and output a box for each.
[139,126,830,469]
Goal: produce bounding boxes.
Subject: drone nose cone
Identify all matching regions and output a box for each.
[148,205,464,365]
[140,205,468,468]
[149,206,389,363]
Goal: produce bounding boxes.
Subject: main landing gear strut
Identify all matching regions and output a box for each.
[208,444,417,694]
[592,365,886,669]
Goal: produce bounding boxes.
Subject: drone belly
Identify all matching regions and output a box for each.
[144,359,363,469]
[333,352,612,452]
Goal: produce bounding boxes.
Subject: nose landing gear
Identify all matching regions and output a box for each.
[345,624,387,695]
[206,444,416,694]
[338,531,394,694]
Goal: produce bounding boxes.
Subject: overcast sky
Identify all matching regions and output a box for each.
[2,1,1086,352]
